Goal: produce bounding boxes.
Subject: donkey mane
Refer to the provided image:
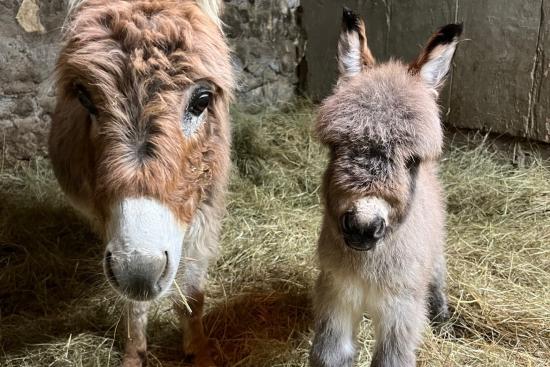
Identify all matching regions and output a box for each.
[196,0,223,29]
[65,0,224,32]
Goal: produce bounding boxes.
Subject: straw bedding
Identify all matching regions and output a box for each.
[1,105,548,366]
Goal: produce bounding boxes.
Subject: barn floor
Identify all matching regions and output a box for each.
[1,106,549,367]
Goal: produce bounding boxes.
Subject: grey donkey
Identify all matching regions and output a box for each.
[309,8,462,367]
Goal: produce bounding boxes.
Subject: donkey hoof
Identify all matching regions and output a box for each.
[430,305,452,330]
[183,352,217,367]
[183,335,217,366]
[122,352,147,367]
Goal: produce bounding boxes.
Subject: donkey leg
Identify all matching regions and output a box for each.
[122,301,150,367]
[428,255,450,324]
[310,271,364,367]
[370,294,427,367]
[174,203,222,366]
[174,259,214,366]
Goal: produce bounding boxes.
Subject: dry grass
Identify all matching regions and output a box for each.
[1,105,549,366]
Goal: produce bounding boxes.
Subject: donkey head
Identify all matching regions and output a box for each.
[316,9,462,251]
[49,0,232,300]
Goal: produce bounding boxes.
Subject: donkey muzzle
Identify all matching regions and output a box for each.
[340,211,386,251]
[104,197,185,301]
[105,250,169,301]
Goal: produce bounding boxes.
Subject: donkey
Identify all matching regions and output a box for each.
[48,0,233,365]
[309,9,462,367]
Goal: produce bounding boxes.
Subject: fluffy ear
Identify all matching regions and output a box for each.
[195,0,223,29]
[409,23,463,91]
[338,7,375,77]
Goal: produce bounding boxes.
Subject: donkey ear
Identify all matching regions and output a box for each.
[409,23,463,91]
[338,8,375,77]
[195,0,223,28]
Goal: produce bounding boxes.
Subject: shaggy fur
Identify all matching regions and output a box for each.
[310,9,462,367]
[48,0,232,366]
[316,61,443,225]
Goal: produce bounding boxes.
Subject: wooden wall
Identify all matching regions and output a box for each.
[301,0,550,143]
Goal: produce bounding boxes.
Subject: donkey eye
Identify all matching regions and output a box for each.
[187,89,212,116]
[182,87,212,137]
[75,84,97,115]
[405,155,421,171]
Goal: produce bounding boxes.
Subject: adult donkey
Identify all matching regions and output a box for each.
[49,0,233,365]
[310,8,462,367]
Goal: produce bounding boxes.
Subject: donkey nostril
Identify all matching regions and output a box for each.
[340,212,355,234]
[371,217,386,240]
[152,251,169,295]
[159,251,169,283]
[105,251,118,287]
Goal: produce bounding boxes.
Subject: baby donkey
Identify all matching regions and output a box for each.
[310,9,462,367]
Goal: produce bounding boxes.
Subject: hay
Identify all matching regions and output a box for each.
[1,105,548,366]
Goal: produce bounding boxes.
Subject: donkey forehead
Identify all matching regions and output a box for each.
[335,143,395,182]
[68,3,184,52]
[63,0,230,91]
[319,62,443,159]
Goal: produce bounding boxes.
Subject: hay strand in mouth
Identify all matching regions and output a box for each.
[173,281,193,314]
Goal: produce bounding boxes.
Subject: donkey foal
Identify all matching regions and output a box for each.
[310,9,462,367]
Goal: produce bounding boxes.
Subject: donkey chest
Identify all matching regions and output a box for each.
[346,239,425,286]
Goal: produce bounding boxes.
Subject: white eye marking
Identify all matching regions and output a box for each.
[182,110,207,137]
[182,88,211,137]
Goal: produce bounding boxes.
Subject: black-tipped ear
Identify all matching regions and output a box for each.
[342,7,361,33]
[409,23,463,91]
[431,23,463,47]
[338,7,375,77]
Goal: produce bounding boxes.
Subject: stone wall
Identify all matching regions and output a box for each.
[301,0,550,143]
[0,0,304,164]
[0,0,65,163]
[225,0,305,111]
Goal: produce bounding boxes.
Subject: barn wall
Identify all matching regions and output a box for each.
[1,0,548,165]
[301,0,550,143]
[0,0,304,164]
[0,0,64,164]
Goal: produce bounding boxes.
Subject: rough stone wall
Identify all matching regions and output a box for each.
[0,0,304,164]
[301,0,550,143]
[0,0,65,164]
[225,0,305,112]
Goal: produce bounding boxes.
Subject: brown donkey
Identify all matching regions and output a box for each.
[310,9,462,367]
[49,0,233,365]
